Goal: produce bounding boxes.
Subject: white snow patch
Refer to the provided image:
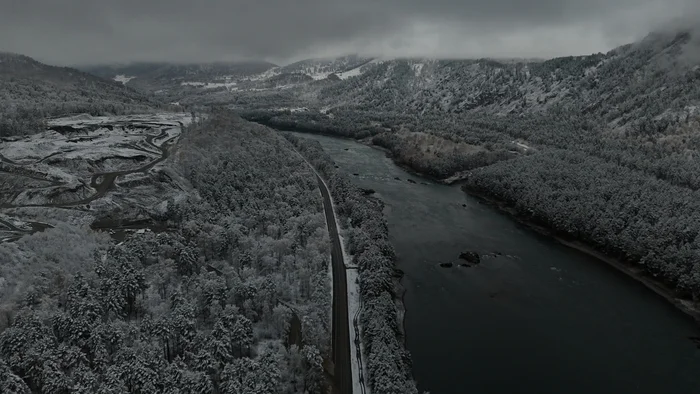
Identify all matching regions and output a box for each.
[245,67,282,81]
[512,141,532,151]
[411,63,425,76]
[181,81,238,91]
[114,75,135,84]
[276,107,309,113]
[338,67,364,79]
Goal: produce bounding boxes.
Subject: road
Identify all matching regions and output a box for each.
[315,173,353,394]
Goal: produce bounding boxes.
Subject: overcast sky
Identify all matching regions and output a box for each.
[1,0,698,65]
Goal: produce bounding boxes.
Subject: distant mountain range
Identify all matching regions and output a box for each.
[311,30,700,127]
[78,61,277,91]
[4,28,699,137]
[73,29,700,134]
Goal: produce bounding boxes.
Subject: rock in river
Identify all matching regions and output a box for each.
[360,188,376,195]
[407,179,417,184]
[459,251,481,265]
[440,262,454,268]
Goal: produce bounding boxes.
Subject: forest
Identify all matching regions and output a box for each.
[285,134,419,394]
[0,114,333,393]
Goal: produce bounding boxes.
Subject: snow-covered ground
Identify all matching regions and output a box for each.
[512,140,532,152]
[2,113,191,208]
[114,75,135,84]
[8,113,191,164]
[275,107,309,113]
[181,81,238,90]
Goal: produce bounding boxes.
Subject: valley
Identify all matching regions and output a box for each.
[1,17,700,394]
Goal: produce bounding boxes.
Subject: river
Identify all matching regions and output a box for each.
[292,132,700,394]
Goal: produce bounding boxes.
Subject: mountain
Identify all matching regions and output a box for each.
[79,61,278,91]
[0,52,161,136]
[314,30,700,125]
[225,30,699,129]
[276,55,376,80]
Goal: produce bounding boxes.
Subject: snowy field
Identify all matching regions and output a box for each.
[0,113,193,242]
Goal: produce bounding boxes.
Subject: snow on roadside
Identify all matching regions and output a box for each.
[342,243,370,394]
[295,150,369,394]
[318,173,369,394]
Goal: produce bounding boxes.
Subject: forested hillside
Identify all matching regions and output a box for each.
[0,114,332,393]
[0,53,162,137]
[278,56,375,79]
[235,29,700,312]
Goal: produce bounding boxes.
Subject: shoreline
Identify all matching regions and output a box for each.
[461,186,700,324]
[269,125,700,327]
[355,129,700,325]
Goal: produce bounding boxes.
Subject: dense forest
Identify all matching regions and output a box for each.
[0,115,333,393]
[285,134,419,394]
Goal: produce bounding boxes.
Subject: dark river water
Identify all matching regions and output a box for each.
[292,133,700,394]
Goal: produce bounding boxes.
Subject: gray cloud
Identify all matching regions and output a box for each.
[0,0,697,65]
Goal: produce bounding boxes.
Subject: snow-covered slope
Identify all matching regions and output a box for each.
[278,55,375,80]
[314,30,700,126]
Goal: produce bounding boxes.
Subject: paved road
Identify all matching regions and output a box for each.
[315,173,353,394]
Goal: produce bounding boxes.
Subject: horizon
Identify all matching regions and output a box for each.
[2,0,699,66]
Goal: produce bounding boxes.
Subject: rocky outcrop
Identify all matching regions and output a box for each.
[459,251,481,265]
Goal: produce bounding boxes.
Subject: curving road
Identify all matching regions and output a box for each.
[315,173,353,394]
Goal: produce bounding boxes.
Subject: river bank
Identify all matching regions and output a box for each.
[276,123,700,326]
[293,130,700,394]
[461,185,700,324]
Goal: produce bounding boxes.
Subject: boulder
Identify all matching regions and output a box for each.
[459,251,481,265]
[360,188,376,195]
[439,262,454,268]
[407,179,417,184]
